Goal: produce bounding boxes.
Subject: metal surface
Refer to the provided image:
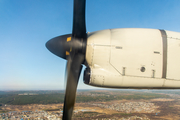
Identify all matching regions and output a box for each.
[159,29,167,79]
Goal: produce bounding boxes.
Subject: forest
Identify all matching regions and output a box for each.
[0,90,170,105]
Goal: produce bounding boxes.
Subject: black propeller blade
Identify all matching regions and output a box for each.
[63,53,84,119]
[46,0,87,120]
[73,0,86,39]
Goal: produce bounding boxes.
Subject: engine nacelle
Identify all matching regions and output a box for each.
[84,28,180,89]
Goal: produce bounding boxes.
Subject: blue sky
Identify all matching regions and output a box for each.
[0,0,180,90]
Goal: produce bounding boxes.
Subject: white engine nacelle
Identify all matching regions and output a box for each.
[84,28,180,89]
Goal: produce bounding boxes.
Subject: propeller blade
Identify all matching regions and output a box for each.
[63,53,84,120]
[72,0,86,39]
[46,0,87,119]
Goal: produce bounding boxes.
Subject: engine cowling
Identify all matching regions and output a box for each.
[85,28,180,89]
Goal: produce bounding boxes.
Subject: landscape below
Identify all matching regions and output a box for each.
[0,90,180,119]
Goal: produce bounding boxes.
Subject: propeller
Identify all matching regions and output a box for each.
[46,0,87,120]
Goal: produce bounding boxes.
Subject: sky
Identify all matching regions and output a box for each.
[0,0,180,90]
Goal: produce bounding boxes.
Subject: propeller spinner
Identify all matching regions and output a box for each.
[46,0,87,120]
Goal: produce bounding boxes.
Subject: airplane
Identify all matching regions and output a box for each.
[46,0,180,119]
